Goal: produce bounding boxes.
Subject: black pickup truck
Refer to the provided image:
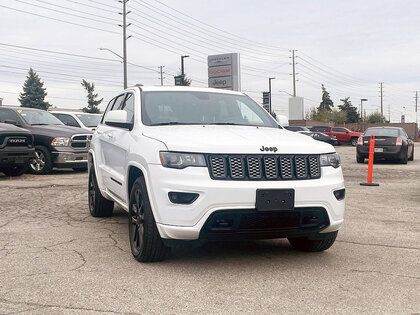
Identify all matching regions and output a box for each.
[0,122,35,176]
[0,106,92,174]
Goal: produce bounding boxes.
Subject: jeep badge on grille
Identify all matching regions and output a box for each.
[260,146,278,152]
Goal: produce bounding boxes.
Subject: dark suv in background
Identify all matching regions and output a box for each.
[0,106,92,174]
[0,122,34,176]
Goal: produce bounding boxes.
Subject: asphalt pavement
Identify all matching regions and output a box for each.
[0,144,419,314]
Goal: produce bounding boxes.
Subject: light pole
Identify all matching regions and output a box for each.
[99,48,125,88]
[360,98,368,121]
[278,90,293,97]
[269,77,275,114]
[181,55,189,77]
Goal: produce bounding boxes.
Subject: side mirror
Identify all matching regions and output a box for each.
[4,119,21,127]
[104,110,132,129]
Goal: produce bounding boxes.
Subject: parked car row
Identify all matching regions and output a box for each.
[285,125,361,146]
[0,107,102,176]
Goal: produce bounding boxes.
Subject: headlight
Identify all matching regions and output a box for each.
[160,152,206,169]
[320,153,341,168]
[51,137,70,146]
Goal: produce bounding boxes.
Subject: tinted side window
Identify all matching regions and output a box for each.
[112,94,126,111]
[57,114,80,127]
[332,127,347,133]
[0,109,19,123]
[101,97,116,124]
[122,93,134,123]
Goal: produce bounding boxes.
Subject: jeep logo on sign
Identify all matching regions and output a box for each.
[8,138,26,144]
[260,146,278,152]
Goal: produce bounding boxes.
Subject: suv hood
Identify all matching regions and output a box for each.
[143,125,334,154]
[29,124,92,137]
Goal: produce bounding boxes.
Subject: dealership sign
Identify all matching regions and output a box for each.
[208,53,241,91]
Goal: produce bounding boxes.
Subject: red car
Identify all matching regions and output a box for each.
[310,126,361,146]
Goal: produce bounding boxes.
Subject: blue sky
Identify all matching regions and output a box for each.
[0,0,419,122]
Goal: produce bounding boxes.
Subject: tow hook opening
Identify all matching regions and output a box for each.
[333,188,346,201]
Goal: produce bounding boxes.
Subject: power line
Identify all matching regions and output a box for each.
[150,0,289,51]
[14,0,117,25]
[0,4,120,34]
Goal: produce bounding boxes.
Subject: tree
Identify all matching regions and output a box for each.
[181,74,192,86]
[330,109,347,124]
[318,84,334,111]
[19,68,51,110]
[81,79,102,113]
[338,97,359,123]
[367,111,386,123]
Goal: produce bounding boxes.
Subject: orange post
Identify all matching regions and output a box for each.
[360,134,379,186]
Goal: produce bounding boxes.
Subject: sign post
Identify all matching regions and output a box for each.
[208,53,241,91]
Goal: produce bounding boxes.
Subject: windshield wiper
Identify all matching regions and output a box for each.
[206,123,246,126]
[31,123,50,125]
[150,122,187,126]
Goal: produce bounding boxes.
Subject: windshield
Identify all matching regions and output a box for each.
[75,114,102,127]
[141,91,279,128]
[364,128,400,137]
[19,109,64,125]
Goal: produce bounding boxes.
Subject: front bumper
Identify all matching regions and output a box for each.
[146,164,345,240]
[0,148,35,166]
[51,150,88,168]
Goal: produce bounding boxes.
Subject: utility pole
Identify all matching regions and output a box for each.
[388,104,391,122]
[380,82,384,119]
[268,77,275,114]
[158,66,165,86]
[119,0,131,89]
[415,91,418,124]
[290,50,297,97]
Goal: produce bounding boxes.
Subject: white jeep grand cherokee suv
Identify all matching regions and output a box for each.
[88,86,345,262]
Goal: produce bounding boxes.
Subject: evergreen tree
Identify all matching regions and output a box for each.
[81,79,102,114]
[318,84,334,111]
[19,68,51,110]
[338,97,359,123]
[181,74,192,86]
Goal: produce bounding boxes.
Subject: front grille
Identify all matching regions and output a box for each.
[0,135,33,148]
[70,134,90,149]
[207,154,320,181]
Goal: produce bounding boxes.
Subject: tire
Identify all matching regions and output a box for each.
[399,149,408,164]
[356,153,364,163]
[88,166,114,217]
[73,167,88,172]
[128,177,168,262]
[350,138,358,146]
[408,147,414,161]
[29,146,52,175]
[1,164,28,176]
[288,231,338,252]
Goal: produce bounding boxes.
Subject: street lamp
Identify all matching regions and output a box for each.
[181,55,189,76]
[98,48,126,88]
[268,77,275,113]
[360,98,368,121]
[278,90,294,97]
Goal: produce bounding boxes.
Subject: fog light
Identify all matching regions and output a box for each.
[333,188,345,201]
[168,192,199,204]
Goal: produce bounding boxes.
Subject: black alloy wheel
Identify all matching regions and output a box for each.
[129,187,145,257]
[128,177,168,262]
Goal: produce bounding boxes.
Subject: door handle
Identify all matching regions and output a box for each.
[106,133,114,139]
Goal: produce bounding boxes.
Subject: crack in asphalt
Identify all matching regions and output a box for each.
[337,240,420,251]
[350,269,420,280]
[0,297,141,315]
